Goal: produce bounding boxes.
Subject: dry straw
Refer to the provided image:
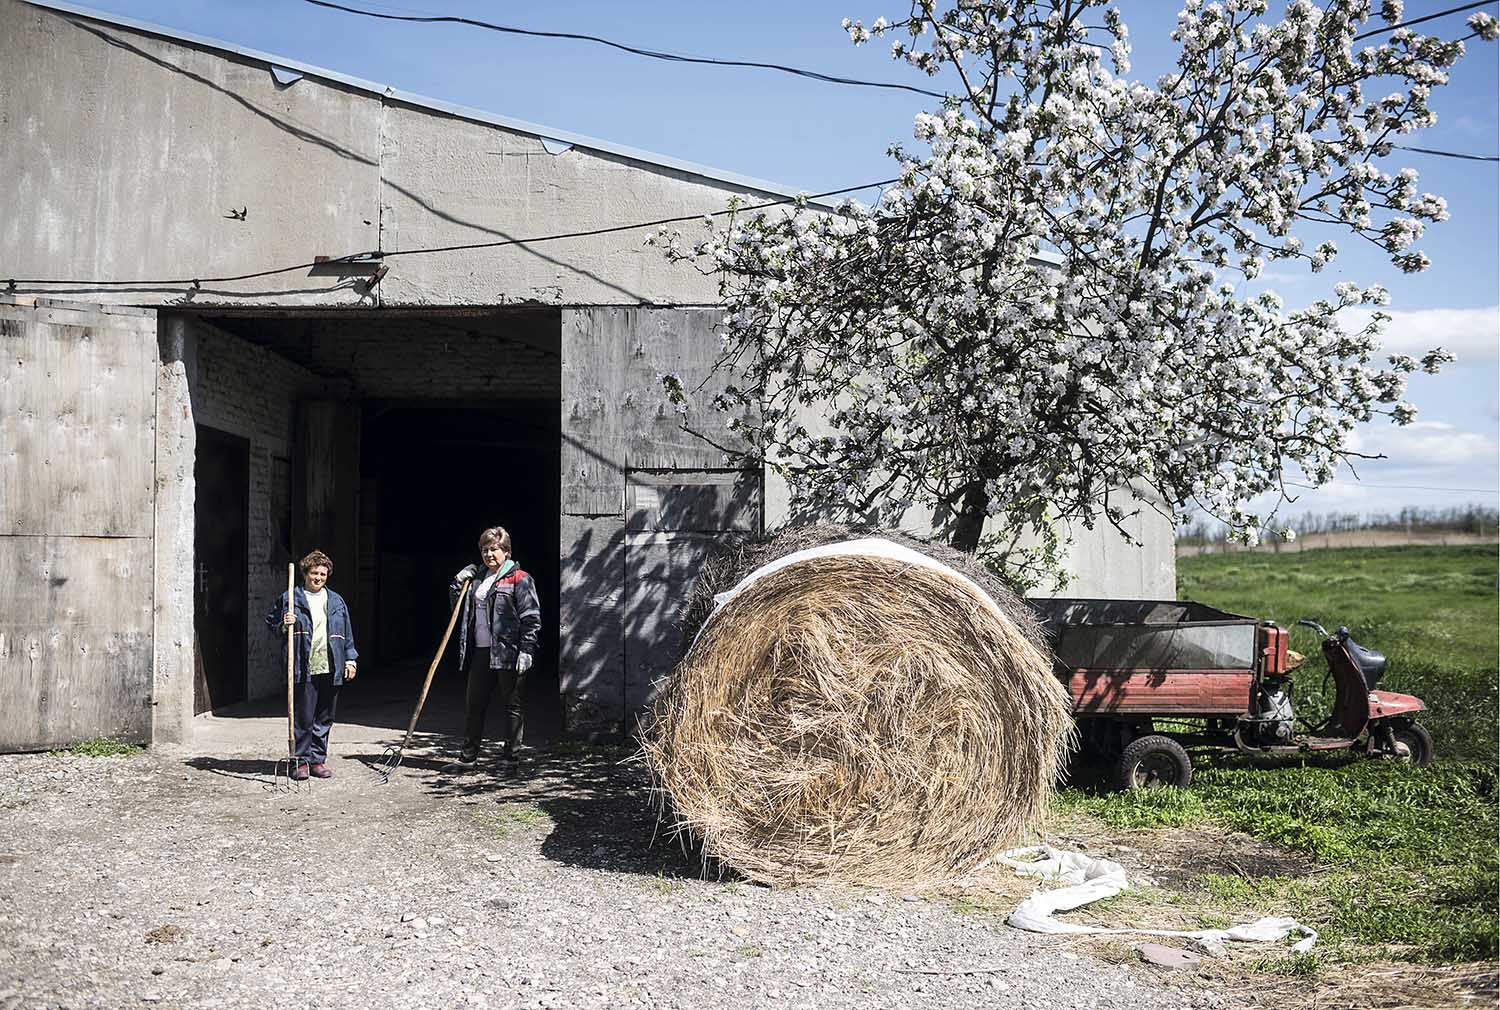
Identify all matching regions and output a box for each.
[642,524,1074,888]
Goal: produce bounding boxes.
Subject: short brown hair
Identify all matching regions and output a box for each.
[477,526,512,554]
[299,549,333,577]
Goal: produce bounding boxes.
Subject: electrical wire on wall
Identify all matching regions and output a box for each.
[2,180,896,290]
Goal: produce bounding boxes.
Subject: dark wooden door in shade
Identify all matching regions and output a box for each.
[193,425,249,714]
[293,400,360,611]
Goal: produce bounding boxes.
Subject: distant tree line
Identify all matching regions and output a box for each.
[1178,505,1498,546]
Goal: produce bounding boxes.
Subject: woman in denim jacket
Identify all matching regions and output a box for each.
[263,549,357,779]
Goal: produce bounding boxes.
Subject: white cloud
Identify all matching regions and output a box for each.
[1347,420,1499,469]
[1255,270,1309,286]
[1342,305,1500,360]
[1231,421,1499,522]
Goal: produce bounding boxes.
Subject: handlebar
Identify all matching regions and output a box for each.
[1296,618,1330,638]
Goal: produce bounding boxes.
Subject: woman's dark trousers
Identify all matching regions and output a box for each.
[294,674,339,762]
[461,646,524,761]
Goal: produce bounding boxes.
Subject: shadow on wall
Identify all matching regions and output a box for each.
[559,519,629,739]
[560,468,761,741]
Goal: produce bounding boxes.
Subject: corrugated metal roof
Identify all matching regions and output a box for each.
[23,0,844,205]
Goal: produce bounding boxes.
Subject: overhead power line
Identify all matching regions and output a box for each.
[1393,144,1499,162]
[1287,480,1498,494]
[307,0,1499,164]
[3,180,895,289]
[1352,0,1493,39]
[302,0,947,100]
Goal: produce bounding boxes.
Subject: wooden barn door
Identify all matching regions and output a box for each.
[0,299,158,751]
[292,401,360,611]
[558,308,761,736]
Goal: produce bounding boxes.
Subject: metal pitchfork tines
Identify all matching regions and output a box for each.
[272,754,312,793]
[376,579,471,784]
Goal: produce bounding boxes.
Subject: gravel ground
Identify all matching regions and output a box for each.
[0,742,1224,1010]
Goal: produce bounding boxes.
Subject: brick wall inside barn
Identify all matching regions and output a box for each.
[291,328,557,401]
[204,312,561,401]
[176,316,331,700]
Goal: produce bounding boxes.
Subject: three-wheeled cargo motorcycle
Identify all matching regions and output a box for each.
[1028,599,1434,789]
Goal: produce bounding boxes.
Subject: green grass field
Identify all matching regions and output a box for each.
[1057,545,1499,966]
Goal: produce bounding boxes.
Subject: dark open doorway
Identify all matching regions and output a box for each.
[178,307,563,741]
[194,424,249,714]
[359,402,562,666]
[358,403,563,739]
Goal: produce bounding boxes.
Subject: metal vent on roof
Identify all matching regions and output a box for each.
[270,65,304,86]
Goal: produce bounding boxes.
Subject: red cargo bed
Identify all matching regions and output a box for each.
[1027,599,1263,718]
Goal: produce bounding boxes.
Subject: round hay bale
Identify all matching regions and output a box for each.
[642,524,1074,888]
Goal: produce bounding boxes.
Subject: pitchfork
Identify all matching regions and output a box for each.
[375,579,471,783]
[272,562,310,793]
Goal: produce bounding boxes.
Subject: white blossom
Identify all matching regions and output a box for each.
[659,0,1482,584]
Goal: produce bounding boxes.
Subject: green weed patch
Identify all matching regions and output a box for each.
[59,738,144,758]
[475,802,554,837]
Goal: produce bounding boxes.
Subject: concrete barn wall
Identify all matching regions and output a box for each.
[0,0,762,309]
[1051,503,1176,600]
[761,415,1175,599]
[0,1,379,308]
[150,315,334,738]
[378,105,733,308]
[183,318,331,702]
[0,0,1177,601]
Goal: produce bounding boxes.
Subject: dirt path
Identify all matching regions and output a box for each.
[0,701,1219,1010]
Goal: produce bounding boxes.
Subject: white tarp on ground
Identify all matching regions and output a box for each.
[1000,845,1317,953]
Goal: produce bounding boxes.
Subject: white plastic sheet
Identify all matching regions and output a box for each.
[695,537,1002,655]
[999,845,1317,953]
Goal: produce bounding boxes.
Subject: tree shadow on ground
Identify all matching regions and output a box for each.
[340,729,457,780]
[402,746,719,881]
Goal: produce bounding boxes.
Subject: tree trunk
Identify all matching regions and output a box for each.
[948,483,991,554]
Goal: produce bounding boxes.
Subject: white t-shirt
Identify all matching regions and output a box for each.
[472,571,499,648]
[305,588,330,674]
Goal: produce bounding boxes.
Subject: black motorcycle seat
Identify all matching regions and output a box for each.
[1338,627,1388,689]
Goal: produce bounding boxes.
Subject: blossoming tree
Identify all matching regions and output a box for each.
[660,0,1495,586]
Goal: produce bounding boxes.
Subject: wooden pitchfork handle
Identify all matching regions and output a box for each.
[398,579,471,749]
[285,562,296,761]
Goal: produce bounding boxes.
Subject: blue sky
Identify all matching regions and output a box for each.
[47,0,1500,523]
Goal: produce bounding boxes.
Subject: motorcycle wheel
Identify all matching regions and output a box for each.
[1113,734,1193,791]
[1386,722,1435,769]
